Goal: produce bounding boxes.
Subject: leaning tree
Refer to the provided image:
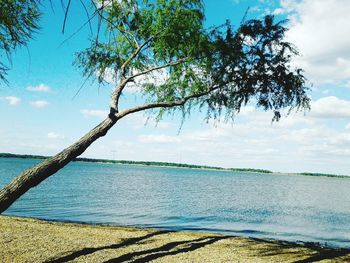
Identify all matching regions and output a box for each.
[0,0,309,213]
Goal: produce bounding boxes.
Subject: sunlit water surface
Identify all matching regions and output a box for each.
[1,158,350,247]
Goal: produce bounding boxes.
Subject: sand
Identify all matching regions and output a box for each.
[1,216,349,262]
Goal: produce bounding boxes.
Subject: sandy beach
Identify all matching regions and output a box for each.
[1,216,350,262]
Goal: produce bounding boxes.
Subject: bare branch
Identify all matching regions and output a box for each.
[58,10,98,48]
[79,0,93,35]
[95,9,102,45]
[62,0,72,34]
[109,80,128,113]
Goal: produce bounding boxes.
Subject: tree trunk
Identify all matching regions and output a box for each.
[0,116,118,214]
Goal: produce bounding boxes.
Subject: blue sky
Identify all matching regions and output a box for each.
[1,0,350,175]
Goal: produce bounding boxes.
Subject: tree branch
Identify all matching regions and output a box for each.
[126,58,188,82]
[106,20,169,113]
[58,10,98,48]
[116,85,221,119]
[119,27,168,78]
[119,21,140,48]
[120,35,155,77]
[62,0,72,34]
[110,33,167,111]
[91,0,140,48]
[79,0,93,35]
[111,57,188,112]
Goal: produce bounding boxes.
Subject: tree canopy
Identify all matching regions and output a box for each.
[76,0,309,122]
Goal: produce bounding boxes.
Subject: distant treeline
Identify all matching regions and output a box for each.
[299,172,348,179]
[0,152,272,173]
[73,158,273,173]
[0,153,46,159]
[228,168,272,173]
[80,158,225,170]
[2,153,348,178]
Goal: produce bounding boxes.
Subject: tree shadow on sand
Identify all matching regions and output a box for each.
[44,231,228,263]
[104,236,228,263]
[294,245,350,262]
[44,231,350,263]
[246,237,350,262]
[44,230,169,263]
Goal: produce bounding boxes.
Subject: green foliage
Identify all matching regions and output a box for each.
[76,0,309,121]
[205,16,310,121]
[77,0,208,90]
[0,0,41,82]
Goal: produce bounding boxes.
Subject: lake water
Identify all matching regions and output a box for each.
[1,158,350,248]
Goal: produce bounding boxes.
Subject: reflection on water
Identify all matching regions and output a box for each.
[1,158,350,247]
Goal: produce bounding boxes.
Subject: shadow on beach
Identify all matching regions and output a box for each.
[247,237,350,263]
[2,216,350,262]
[45,230,228,263]
[44,230,350,263]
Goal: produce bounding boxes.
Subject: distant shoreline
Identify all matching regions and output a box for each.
[0,152,349,179]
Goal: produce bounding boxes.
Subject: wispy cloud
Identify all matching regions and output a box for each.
[30,100,49,108]
[138,134,181,143]
[26,84,51,92]
[97,67,169,93]
[80,109,108,118]
[310,96,350,119]
[126,113,171,129]
[0,96,21,106]
[47,132,65,139]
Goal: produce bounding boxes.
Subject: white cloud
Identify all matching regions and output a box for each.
[47,132,65,139]
[0,96,21,106]
[73,97,350,174]
[97,66,169,93]
[280,127,330,144]
[279,0,350,83]
[138,134,181,143]
[95,0,128,9]
[95,0,114,8]
[80,109,108,118]
[30,100,49,108]
[346,123,350,130]
[96,67,117,84]
[124,67,169,93]
[345,80,350,89]
[310,96,350,119]
[26,84,50,92]
[125,113,171,129]
[239,106,256,116]
[156,122,171,129]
